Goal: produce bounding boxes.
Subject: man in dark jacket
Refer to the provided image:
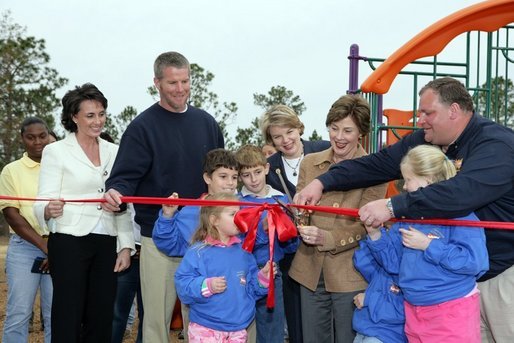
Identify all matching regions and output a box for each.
[295,77,514,342]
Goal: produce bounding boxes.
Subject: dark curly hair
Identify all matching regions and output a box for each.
[61,83,107,133]
[203,149,239,176]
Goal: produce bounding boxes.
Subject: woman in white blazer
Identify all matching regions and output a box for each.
[33,83,135,343]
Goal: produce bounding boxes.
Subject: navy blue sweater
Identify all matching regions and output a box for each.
[318,114,514,281]
[105,103,224,237]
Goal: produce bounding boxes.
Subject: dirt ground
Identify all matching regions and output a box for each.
[0,235,182,343]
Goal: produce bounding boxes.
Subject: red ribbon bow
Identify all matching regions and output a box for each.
[234,203,297,308]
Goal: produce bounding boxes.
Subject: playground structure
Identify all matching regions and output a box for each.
[349,0,514,155]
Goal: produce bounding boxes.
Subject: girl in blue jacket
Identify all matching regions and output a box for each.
[365,145,488,343]
[175,193,273,342]
[352,239,407,343]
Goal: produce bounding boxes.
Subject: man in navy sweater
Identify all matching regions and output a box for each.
[295,77,514,342]
[103,51,224,343]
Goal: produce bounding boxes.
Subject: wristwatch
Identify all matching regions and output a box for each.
[385,198,395,218]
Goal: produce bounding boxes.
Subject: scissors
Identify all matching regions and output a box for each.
[272,196,311,226]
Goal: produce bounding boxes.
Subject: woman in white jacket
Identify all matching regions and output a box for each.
[34,83,134,343]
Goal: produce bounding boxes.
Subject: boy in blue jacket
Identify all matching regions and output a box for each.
[152,148,239,340]
[235,144,298,343]
[152,148,239,256]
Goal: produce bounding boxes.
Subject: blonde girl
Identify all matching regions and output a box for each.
[365,145,488,343]
[175,193,272,343]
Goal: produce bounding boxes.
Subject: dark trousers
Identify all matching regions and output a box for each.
[48,233,117,343]
[300,277,361,343]
[112,251,143,343]
[256,269,285,343]
[280,253,303,343]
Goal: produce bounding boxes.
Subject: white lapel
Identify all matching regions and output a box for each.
[98,138,113,172]
[64,133,112,171]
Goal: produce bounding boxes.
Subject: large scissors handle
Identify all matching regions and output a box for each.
[272,196,310,226]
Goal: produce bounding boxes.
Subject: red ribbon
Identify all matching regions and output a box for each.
[291,204,514,230]
[5,194,513,306]
[1,194,514,230]
[234,203,297,308]
[2,194,514,230]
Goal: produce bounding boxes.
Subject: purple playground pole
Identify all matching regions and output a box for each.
[377,94,384,151]
[348,44,362,94]
[348,44,384,150]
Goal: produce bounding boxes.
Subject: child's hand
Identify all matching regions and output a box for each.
[399,226,431,251]
[353,292,365,309]
[363,222,382,241]
[260,261,278,279]
[209,276,227,294]
[162,192,179,218]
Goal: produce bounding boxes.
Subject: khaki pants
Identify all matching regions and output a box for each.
[246,319,256,343]
[140,236,182,343]
[478,264,514,343]
[182,302,190,342]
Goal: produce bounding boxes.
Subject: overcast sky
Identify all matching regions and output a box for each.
[4,0,483,140]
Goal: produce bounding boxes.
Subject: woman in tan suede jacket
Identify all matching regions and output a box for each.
[289,95,387,343]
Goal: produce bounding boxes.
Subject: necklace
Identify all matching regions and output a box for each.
[282,153,304,177]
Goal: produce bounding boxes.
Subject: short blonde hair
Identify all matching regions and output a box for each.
[260,105,305,145]
[401,145,456,183]
[154,51,190,79]
[235,144,267,170]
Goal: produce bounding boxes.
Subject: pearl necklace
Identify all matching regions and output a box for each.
[282,153,304,177]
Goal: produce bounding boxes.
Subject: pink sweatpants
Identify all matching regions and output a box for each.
[188,322,248,343]
[405,293,480,343]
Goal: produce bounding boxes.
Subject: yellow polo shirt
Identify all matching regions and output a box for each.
[0,152,47,235]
